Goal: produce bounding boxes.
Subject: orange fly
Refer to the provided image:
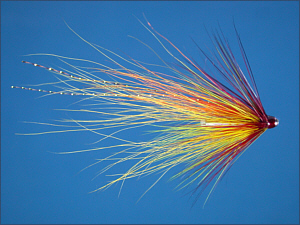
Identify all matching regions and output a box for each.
[12,19,279,205]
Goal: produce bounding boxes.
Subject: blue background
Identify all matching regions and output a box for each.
[1,1,299,224]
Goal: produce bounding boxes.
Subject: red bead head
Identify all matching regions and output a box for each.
[267,115,279,129]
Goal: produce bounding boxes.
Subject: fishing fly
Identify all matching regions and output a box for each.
[12,18,279,205]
